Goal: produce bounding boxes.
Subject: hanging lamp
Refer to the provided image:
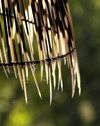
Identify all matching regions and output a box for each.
[0,0,81,104]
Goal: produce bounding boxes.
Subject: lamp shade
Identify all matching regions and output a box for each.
[0,0,81,104]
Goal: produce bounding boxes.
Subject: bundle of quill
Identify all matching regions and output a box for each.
[0,0,81,104]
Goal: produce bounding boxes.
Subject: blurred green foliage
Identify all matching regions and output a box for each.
[0,0,100,126]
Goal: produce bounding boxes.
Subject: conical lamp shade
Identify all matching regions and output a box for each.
[0,0,81,104]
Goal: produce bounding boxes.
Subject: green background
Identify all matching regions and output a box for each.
[0,0,100,126]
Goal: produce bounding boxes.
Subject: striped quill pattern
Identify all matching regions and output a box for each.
[0,0,81,104]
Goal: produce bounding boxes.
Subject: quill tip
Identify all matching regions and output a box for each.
[79,87,81,96]
[25,97,28,104]
[39,92,42,99]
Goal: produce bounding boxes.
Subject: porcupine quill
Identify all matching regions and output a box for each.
[0,0,81,103]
